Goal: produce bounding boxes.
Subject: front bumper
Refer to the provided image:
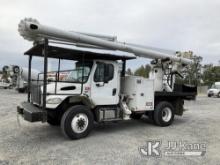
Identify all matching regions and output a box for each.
[208,92,218,97]
[17,102,46,122]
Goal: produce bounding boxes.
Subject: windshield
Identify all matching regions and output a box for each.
[211,84,220,89]
[65,61,93,83]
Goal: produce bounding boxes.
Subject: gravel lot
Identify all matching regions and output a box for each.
[0,89,219,165]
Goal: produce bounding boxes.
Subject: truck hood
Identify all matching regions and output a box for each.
[208,88,220,94]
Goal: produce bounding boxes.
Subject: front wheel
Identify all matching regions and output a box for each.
[154,101,174,127]
[61,105,94,139]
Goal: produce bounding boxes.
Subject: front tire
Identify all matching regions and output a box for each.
[154,101,174,127]
[61,105,94,139]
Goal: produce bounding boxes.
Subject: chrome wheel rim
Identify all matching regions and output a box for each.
[71,113,88,133]
[162,107,172,122]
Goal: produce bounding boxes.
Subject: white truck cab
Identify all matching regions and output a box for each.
[45,60,121,109]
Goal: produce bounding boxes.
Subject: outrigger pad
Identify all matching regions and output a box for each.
[17,102,46,122]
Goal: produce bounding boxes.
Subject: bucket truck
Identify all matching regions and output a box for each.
[17,18,197,139]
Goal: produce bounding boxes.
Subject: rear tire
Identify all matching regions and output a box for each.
[61,105,94,139]
[154,101,174,127]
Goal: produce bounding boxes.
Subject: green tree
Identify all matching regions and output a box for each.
[181,55,203,85]
[134,64,151,78]
[202,65,220,86]
[126,68,133,75]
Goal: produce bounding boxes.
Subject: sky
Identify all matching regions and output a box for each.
[0,0,220,71]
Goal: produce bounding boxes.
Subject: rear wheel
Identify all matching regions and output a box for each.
[154,101,174,127]
[61,105,94,139]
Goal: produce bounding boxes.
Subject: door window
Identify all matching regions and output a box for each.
[94,62,114,83]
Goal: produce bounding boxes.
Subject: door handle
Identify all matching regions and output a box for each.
[96,82,104,87]
[112,88,117,96]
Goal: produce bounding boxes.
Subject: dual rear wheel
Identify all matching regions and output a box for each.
[147,101,174,127]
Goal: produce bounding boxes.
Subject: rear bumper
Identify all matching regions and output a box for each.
[17,102,46,122]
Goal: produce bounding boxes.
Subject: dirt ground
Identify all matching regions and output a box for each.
[0,89,219,165]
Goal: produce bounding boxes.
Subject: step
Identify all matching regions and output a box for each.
[17,102,46,122]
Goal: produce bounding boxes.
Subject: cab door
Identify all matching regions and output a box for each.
[90,61,119,105]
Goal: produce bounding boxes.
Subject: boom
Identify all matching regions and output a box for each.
[18,18,193,65]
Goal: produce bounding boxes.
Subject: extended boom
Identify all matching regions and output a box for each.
[18,18,193,65]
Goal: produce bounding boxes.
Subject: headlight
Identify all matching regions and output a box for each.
[46,98,62,104]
